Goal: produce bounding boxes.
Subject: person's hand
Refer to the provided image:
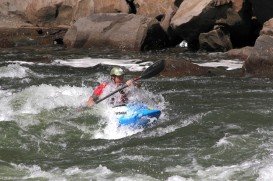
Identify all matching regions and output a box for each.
[86,96,95,107]
[126,79,134,87]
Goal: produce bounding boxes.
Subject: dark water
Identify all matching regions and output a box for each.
[0,46,273,180]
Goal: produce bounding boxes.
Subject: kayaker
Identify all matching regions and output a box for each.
[86,67,139,107]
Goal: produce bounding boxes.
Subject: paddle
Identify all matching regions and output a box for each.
[95,60,165,104]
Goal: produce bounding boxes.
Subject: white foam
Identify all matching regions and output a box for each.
[5,163,158,180]
[165,160,259,180]
[167,175,193,181]
[92,88,166,140]
[196,59,243,70]
[53,58,152,72]
[0,64,31,78]
[0,84,90,122]
[93,104,143,140]
[257,164,273,181]
[119,155,152,162]
[6,61,35,65]
[214,134,234,148]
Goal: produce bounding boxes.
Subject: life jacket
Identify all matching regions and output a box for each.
[93,82,128,105]
[93,82,108,96]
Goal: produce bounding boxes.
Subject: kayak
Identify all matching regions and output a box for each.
[112,103,161,128]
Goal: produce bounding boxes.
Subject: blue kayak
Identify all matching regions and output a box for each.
[112,103,161,127]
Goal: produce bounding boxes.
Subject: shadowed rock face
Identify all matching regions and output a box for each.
[0,27,67,48]
[250,0,273,24]
[171,0,232,49]
[199,27,233,52]
[64,13,168,51]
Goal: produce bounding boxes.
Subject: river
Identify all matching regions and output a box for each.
[0,46,272,180]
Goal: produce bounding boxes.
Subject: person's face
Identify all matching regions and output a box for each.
[113,75,124,84]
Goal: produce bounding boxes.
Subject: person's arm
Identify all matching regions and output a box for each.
[86,82,107,107]
[86,94,99,107]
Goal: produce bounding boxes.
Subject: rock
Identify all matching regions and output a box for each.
[0,27,67,48]
[93,0,129,13]
[64,13,168,51]
[25,0,131,27]
[174,0,184,7]
[0,14,33,28]
[250,0,273,24]
[170,0,231,49]
[244,35,273,77]
[213,0,231,7]
[134,0,175,18]
[161,58,210,77]
[199,27,233,52]
[73,0,94,21]
[0,0,31,17]
[260,18,273,36]
[171,0,255,50]
[25,0,68,26]
[226,46,253,60]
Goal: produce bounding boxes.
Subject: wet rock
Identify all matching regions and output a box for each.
[199,26,233,52]
[0,27,67,48]
[226,46,253,60]
[244,35,273,77]
[260,18,273,36]
[161,59,210,77]
[250,0,273,24]
[64,13,168,51]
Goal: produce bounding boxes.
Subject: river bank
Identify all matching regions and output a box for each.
[1,0,273,77]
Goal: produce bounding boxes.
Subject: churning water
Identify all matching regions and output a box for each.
[0,46,273,180]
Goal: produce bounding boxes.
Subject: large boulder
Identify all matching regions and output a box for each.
[93,0,129,14]
[171,0,254,50]
[170,0,232,49]
[24,0,131,27]
[244,35,273,77]
[226,46,253,61]
[64,13,168,51]
[260,18,273,36]
[250,0,273,24]
[161,58,210,77]
[25,0,72,27]
[134,0,176,18]
[0,0,31,16]
[199,26,233,52]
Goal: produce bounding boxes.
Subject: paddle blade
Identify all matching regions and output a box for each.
[140,60,165,79]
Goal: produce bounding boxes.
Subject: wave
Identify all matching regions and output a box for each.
[0,64,32,78]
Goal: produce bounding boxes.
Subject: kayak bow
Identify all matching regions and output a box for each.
[112,103,161,128]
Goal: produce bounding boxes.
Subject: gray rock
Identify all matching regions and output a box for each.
[64,13,168,51]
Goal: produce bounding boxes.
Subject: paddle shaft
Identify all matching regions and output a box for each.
[95,77,140,104]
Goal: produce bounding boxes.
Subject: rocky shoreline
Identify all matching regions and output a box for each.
[1,0,273,77]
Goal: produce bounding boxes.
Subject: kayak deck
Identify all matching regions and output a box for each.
[112,103,161,127]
